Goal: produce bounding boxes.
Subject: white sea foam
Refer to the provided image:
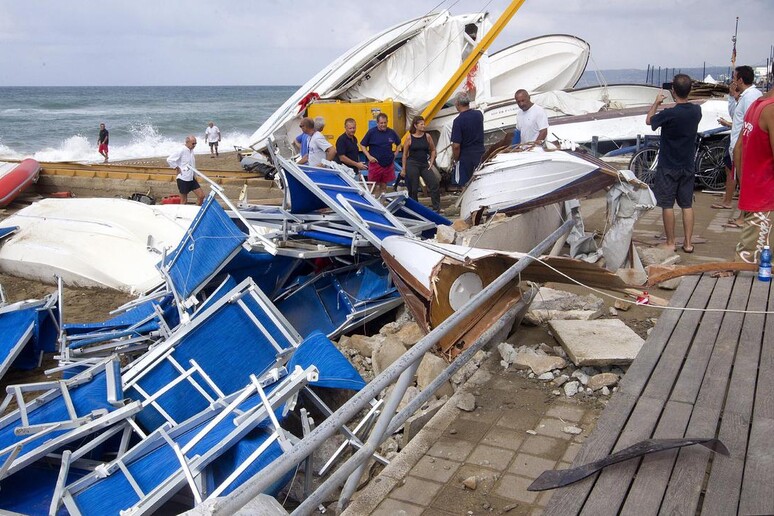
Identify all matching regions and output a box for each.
[0,123,252,163]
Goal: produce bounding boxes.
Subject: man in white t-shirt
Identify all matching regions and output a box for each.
[301,116,335,167]
[167,135,205,205]
[204,121,221,158]
[514,89,549,144]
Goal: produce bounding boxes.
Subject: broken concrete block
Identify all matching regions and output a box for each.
[435,225,456,244]
[549,319,645,366]
[498,342,517,365]
[537,372,554,381]
[588,372,619,391]
[562,425,583,435]
[563,381,580,397]
[402,398,445,448]
[372,336,406,375]
[451,219,470,232]
[456,392,476,412]
[417,353,454,398]
[571,370,589,385]
[613,299,631,311]
[637,246,681,267]
[552,375,569,387]
[513,348,566,375]
[348,334,383,358]
[525,288,605,325]
[395,322,426,347]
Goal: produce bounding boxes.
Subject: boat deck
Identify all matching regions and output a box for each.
[545,272,774,515]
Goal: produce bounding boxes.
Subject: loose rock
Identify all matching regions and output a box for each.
[562,425,583,435]
[588,372,619,391]
[417,353,454,398]
[435,225,457,244]
[563,381,580,397]
[395,322,426,347]
[372,336,406,375]
[462,476,477,490]
[513,348,566,375]
[456,392,476,412]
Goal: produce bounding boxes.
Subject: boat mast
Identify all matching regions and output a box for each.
[731,16,738,69]
[418,0,527,125]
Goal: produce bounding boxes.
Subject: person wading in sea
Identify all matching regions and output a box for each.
[97,123,109,163]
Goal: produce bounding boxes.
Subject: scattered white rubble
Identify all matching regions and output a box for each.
[562,425,583,435]
[563,381,580,397]
[524,287,605,325]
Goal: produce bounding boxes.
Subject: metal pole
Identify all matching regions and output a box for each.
[303,291,536,515]
[337,361,421,511]
[211,218,574,515]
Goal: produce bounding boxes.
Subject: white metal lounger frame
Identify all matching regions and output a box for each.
[0,358,143,482]
[60,365,318,516]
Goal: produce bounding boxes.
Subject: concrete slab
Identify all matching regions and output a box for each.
[549,318,645,366]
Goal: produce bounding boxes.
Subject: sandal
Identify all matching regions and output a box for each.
[711,203,732,209]
[681,245,694,253]
[722,221,743,229]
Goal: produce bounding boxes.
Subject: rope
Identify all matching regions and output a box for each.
[529,256,774,315]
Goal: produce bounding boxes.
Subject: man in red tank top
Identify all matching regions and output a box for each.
[734,90,774,263]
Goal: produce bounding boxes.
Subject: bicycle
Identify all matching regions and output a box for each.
[629,128,730,191]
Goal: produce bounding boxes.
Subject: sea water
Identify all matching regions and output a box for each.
[0,86,296,163]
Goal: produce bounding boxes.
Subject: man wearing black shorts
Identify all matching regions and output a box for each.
[166,135,205,205]
[646,74,702,253]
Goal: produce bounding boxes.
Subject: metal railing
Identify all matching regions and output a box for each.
[199,217,573,515]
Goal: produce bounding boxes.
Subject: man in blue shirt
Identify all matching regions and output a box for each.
[361,113,400,198]
[646,74,702,253]
[450,92,485,188]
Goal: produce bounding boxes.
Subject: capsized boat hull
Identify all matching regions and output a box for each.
[0,159,40,208]
[488,34,590,97]
[0,199,199,294]
[459,148,616,223]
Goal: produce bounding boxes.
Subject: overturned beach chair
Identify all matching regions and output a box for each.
[274,258,401,339]
[121,276,302,433]
[60,291,178,361]
[60,365,318,516]
[0,291,60,379]
[0,358,142,483]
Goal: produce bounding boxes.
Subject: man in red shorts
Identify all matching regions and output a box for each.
[97,123,109,163]
[734,89,774,263]
[360,113,400,198]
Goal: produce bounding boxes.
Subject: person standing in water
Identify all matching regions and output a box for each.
[97,123,109,163]
[401,115,440,212]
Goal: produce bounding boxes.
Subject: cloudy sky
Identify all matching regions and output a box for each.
[1,0,771,86]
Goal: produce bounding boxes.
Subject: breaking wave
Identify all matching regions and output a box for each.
[0,123,252,163]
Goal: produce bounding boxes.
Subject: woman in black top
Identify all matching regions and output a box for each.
[400,115,440,212]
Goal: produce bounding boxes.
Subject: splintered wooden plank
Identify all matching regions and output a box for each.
[618,400,693,516]
[579,397,663,515]
[702,277,768,514]
[660,274,753,515]
[739,280,774,514]
[544,275,700,515]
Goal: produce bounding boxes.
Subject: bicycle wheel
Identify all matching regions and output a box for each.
[695,143,726,191]
[629,147,659,186]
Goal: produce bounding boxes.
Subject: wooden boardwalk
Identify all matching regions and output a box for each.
[545,273,774,515]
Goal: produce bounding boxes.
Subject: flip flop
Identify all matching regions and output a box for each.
[711,203,732,209]
[722,221,743,229]
[681,245,694,253]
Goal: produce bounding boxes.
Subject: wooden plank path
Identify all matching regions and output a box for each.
[544,272,774,515]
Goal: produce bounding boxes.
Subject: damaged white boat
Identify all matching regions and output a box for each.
[459,146,618,223]
[0,198,198,294]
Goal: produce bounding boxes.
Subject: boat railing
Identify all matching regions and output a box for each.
[198,217,574,515]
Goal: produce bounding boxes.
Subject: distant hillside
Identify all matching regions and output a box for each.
[576,66,735,87]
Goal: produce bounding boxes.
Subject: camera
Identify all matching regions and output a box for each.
[662,82,673,90]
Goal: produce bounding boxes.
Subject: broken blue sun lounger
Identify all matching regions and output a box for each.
[0,358,141,483]
[121,277,303,433]
[275,259,401,339]
[60,365,318,516]
[157,193,248,309]
[0,292,60,379]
